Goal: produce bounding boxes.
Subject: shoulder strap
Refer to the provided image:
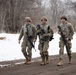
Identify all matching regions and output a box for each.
[47,25,54,40]
[47,25,50,32]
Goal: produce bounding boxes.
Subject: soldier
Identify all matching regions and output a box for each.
[57,16,74,66]
[37,16,53,65]
[18,17,37,65]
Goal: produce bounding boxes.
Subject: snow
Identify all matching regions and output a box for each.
[0,33,76,62]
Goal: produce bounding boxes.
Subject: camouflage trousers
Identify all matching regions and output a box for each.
[38,40,49,60]
[59,40,72,59]
[21,41,32,61]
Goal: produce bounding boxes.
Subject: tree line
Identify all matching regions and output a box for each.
[0,0,76,33]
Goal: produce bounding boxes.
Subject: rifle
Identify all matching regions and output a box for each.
[26,27,36,51]
[37,24,54,41]
[36,24,45,35]
[58,26,67,45]
[37,24,48,41]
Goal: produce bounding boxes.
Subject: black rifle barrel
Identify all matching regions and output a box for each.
[26,32,36,51]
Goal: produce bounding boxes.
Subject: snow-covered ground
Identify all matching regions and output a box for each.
[0,33,76,62]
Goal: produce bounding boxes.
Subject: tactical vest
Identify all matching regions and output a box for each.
[59,23,71,38]
[38,24,53,41]
[23,24,34,37]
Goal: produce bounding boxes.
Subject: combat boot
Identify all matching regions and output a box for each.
[40,61,45,66]
[27,60,31,65]
[40,56,45,66]
[25,58,31,65]
[25,59,28,64]
[68,57,72,64]
[57,59,63,66]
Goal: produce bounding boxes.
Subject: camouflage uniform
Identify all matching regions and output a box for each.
[37,24,53,65]
[18,17,37,64]
[58,22,74,65]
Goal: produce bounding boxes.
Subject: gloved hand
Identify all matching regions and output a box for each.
[37,29,41,35]
[65,38,71,41]
[65,38,68,41]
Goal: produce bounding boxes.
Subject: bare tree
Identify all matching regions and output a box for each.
[0,0,76,33]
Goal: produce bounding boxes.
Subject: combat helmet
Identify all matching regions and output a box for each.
[25,17,32,22]
[41,16,47,21]
[61,15,67,21]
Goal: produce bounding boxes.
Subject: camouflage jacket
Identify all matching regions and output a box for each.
[37,24,53,41]
[58,22,74,40]
[18,24,37,47]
